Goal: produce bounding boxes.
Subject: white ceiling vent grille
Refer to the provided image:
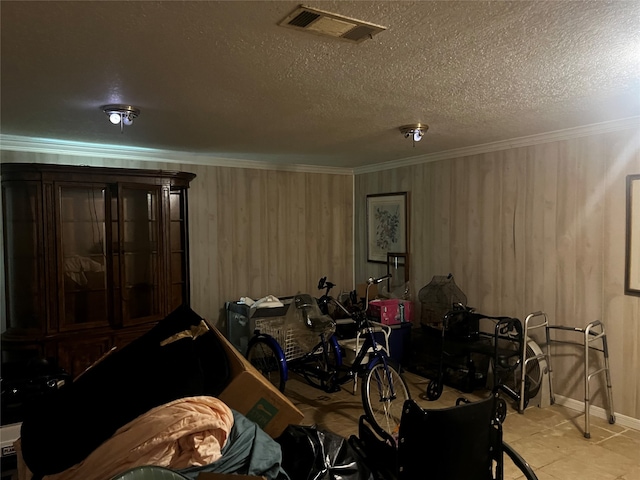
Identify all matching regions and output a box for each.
[278,5,386,43]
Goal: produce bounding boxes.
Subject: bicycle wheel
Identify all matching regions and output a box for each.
[246,336,286,392]
[362,360,410,438]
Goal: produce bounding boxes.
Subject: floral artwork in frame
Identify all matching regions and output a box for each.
[366,192,408,263]
[626,174,640,296]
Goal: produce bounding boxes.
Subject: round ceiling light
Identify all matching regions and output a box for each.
[102,104,140,133]
[399,123,428,146]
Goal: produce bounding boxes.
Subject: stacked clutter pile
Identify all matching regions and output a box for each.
[16,305,303,480]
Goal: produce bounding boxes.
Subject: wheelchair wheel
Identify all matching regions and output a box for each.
[246,336,286,392]
[426,379,443,400]
[496,397,508,423]
[362,361,410,439]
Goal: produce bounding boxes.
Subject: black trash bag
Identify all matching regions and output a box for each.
[277,425,373,480]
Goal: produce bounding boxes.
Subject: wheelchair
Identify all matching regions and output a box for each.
[348,391,538,480]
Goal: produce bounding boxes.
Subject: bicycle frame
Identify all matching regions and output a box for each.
[246,274,410,438]
[288,332,343,390]
[323,277,400,398]
[249,276,396,401]
[277,276,399,396]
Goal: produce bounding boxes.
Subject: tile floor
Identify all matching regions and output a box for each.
[283,370,640,480]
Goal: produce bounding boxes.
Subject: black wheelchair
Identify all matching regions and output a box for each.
[348,391,538,480]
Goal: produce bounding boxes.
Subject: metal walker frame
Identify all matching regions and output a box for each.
[519,312,555,413]
[523,315,615,438]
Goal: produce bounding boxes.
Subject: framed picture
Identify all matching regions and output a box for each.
[625,174,640,296]
[387,252,409,292]
[366,192,408,263]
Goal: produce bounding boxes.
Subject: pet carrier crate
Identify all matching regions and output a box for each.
[408,274,471,380]
[418,274,468,328]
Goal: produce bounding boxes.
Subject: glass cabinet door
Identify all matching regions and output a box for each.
[2,181,45,332]
[169,189,189,310]
[117,184,163,325]
[57,184,110,329]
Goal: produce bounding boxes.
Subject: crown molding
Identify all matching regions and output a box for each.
[2,116,638,177]
[354,116,640,175]
[0,135,353,176]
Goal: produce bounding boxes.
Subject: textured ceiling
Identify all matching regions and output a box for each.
[1,1,639,169]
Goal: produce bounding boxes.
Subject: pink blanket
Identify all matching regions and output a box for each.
[44,396,234,480]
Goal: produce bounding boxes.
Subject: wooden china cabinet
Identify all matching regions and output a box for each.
[1,163,196,378]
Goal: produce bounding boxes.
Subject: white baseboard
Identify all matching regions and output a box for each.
[553,394,640,431]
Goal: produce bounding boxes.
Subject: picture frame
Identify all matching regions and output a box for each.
[366,192,408,263]
[387,252,409,292]
[625,174,640,296]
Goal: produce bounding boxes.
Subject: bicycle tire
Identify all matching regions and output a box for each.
[300,335,342,392]
[246,336,286,393]
[361,360,410,439]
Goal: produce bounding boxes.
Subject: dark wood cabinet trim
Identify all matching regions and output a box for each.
[1,163,196,376]
[1,163,196,187]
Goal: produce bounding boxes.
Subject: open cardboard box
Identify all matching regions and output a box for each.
[210,321,304,439]
[15,322,303,480]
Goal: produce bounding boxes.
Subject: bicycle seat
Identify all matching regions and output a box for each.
[294,293,316,309]
[292,293,336,335]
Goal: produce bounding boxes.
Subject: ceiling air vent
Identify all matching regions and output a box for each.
[278,5,386,43]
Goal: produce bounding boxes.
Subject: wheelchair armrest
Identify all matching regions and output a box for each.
[359,413,397,448]
[351,415,398,478]
[503,441,539,480]
[348,433,397,480]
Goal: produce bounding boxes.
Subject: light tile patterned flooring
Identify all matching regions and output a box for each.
[284,371,640,480]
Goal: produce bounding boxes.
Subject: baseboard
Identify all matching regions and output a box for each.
[553,394,640,431]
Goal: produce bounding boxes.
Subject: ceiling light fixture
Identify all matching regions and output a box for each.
[101,104,140,133]
[399,123,428,147]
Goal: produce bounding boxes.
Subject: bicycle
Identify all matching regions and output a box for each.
[245,274,411,438]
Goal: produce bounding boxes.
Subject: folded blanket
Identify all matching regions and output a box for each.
[44,396,234,480]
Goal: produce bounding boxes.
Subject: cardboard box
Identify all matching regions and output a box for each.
[210,323,304,438]
[14,324,302,480]
[368,299,413,325]
[356,283,378,301]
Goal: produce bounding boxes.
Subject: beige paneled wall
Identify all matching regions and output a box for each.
[3,127,639,420]
[187,164,354,326]
[355,128,640,420]
[0,152,354,332]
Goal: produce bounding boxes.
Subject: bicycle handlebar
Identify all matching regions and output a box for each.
[317,274,392,322]
[368,274,391,285]
[317,276,335,293]
[364,275,390,311]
